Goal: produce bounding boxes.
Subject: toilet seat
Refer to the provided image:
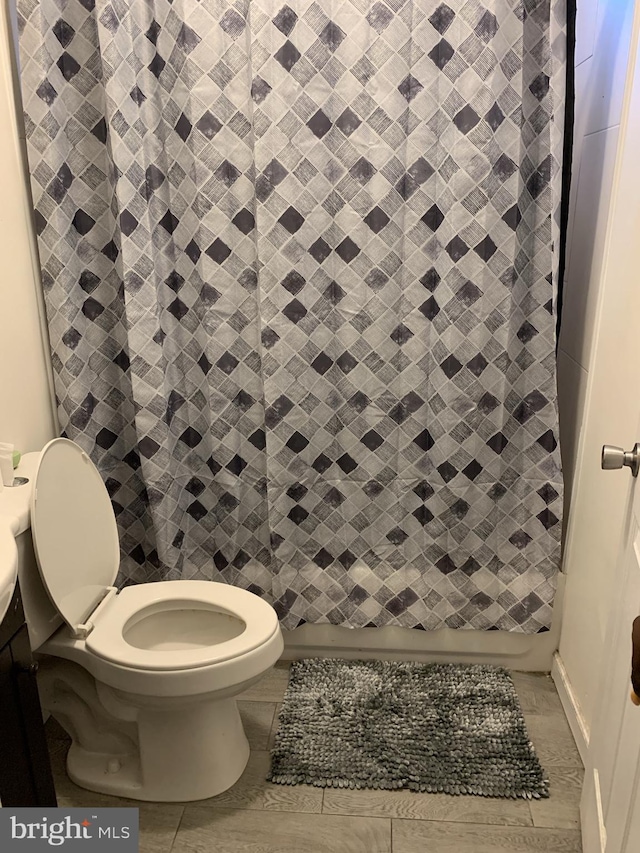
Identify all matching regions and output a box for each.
[31,440,280,676]
[31,439,121,633]
[85,580,279,671]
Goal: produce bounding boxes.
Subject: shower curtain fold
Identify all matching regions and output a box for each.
[17,0,565,631]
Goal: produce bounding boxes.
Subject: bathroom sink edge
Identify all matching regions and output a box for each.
[0,521,18,624]
[0,452,39,624]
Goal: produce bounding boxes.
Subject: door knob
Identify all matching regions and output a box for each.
[601,444,640,477]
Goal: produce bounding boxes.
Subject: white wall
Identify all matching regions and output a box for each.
[555,0,636,746]
[557,0,634,504]
[0,0,55,452]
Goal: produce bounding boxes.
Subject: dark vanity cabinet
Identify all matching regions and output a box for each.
[0,580,57,806]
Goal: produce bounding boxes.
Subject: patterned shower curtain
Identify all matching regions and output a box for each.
[17,0,565,632]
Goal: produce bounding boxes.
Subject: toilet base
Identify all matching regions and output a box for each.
[66,744,142,798]
[66,696,251,802]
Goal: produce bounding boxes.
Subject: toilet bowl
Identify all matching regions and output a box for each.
[27,438,284,802]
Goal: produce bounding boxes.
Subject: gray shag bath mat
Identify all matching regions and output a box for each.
[268,660,549,799]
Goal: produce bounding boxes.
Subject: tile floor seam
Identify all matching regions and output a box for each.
[268,702,280,745]
[167,805,186,853]
[171,803,395,852]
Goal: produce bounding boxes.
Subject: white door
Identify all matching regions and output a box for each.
[581,497,640,851]
[579,7,640,851]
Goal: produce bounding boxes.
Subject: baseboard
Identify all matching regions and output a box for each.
[552,651,589,764]
[581,767,607,853]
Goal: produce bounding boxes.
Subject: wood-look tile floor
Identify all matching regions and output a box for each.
[45,664,583,852]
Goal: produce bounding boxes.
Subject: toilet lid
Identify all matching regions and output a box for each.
[31,439,120,632]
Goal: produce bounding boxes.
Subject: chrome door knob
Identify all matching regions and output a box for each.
[602,444,640,477]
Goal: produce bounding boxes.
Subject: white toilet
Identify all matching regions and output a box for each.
[19,438,284,802]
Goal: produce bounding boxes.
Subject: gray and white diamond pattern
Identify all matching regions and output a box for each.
[17,0,564,631]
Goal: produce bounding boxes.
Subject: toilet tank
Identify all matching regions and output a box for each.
[0,453,62,650]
